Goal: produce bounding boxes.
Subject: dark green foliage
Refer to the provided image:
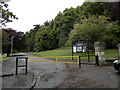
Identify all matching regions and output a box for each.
[25,2,120,52]
[25,24,40,51]
[65,15,109,46]
[34,26,58,51]
[1,30,10,55]
[106,2,120,21]
[103,21,120,49]
[2,28,26,56]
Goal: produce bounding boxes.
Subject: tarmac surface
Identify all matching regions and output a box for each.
[1,53,120,89]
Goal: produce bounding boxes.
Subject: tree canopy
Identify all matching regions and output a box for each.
[25,2,120,52]
[0,1,18,27]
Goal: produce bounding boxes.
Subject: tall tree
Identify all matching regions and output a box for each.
[1,30,10,56]
[34,26,58,51]
[66,15,109,46]
[25,24,41,51]
[106,2,120,21]
[2,28,26,56]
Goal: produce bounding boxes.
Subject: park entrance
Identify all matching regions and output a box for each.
[72,40,98,65]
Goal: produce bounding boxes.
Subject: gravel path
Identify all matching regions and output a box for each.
[55,64,120,88]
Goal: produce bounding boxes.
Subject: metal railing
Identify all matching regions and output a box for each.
[28,56,81,67]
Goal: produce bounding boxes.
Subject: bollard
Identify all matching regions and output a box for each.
[16,57,28,75]
[25,58,28,74]
[16,58,18,75]
[95,55,99,66]
[79,56,81,68]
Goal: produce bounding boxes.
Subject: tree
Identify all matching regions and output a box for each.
[53,9,77,47]
[0,1,18,27]
[1,30,10,56]
[106,2,120,21]
[25,24,41,51]
[34,26,58,51]
[66,15,109,46]
[76,2,109,21]
[25,2,120,51]
[103,21,120,49]
[2,28,26,56]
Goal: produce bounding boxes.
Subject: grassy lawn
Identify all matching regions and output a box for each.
[105,49,118,60]
[31,48,118,61]
[0,54,10,61]
[31,49,74,61]
[0,57,10,61]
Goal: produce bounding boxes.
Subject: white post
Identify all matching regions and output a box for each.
[94,42,106,65]
[117,44,120,59]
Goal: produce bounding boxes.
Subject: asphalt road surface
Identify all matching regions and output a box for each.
[1,53,120,89]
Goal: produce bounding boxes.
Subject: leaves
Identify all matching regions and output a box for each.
[0,1,18,27]
[66,15,109,46]
[25,2,120,51]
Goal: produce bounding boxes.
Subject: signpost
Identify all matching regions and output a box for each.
[72,39,90,61]
[11,36,14,57]
[16,57,28,75]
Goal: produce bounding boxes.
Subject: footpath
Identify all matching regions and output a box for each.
[1,53,120,89]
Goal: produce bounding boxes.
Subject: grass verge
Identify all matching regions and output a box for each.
[0,57,10,61]
[30,48,118,61]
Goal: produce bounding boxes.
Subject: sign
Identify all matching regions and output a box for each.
[72,40,88,53]
[73,44,87,53]
[76,46,83,52]
[73,46,77,53]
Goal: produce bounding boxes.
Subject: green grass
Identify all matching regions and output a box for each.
[31,48,118,61]
[32,49,72,57]
[105,49,118,60]
[31,49,73,60]
[0,57,10,61]
[0,54,10,61]
[31,49,95,61]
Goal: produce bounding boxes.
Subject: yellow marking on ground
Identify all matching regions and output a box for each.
[77,57,79,64]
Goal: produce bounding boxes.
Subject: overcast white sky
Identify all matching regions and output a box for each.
[5,0,84,33]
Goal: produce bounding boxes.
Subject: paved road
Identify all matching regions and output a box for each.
[1,52,120,89]
[2,53,67,89]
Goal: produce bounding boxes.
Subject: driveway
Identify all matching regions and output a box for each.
[1,52,120,89]
[2,53,67,89]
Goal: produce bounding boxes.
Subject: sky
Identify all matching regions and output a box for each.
[5,0,84,33]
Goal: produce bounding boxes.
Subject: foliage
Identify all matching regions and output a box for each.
[106,2,120,21]
[25,25,40,51]
[1,30,10,54]
[25,2,120,52]
[103,21,120,49]
[53,10,77,47]
[76,2,109,21]
[34,26,58,51]
[0,1,18,27]
[66,15,109,46]
[2,28,26,56]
